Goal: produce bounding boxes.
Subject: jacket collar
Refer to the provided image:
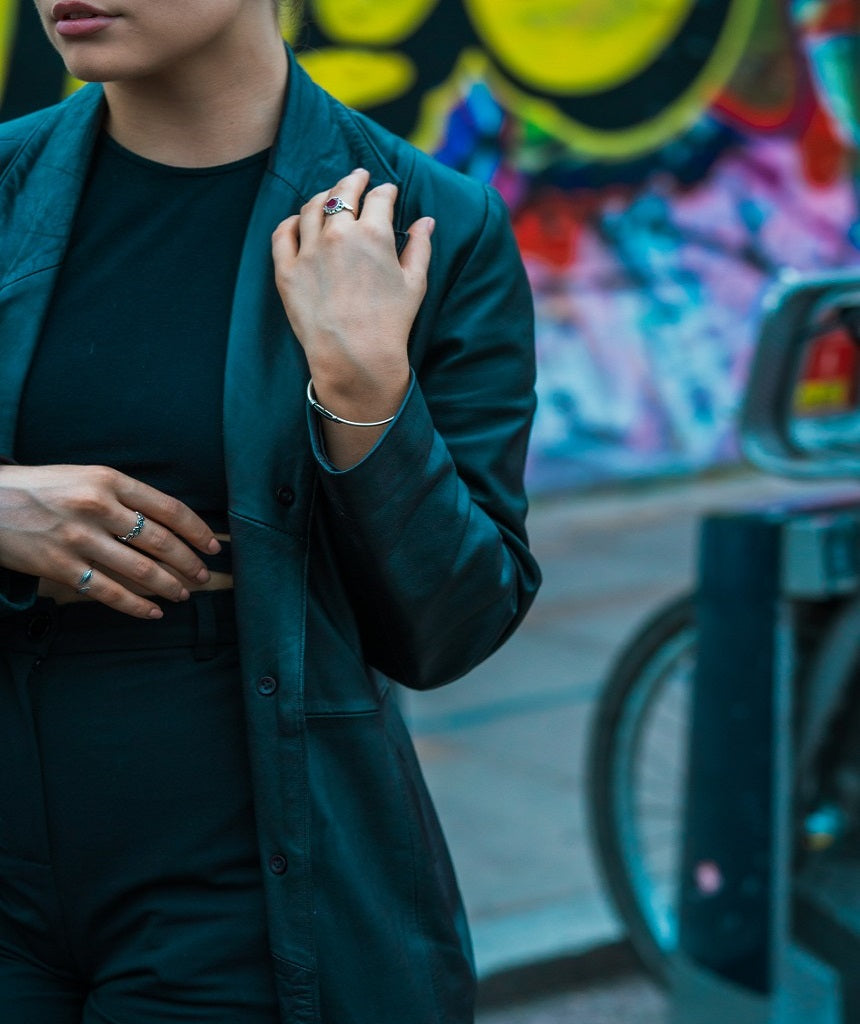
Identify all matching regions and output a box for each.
[271,45,402,209]
[0,82,103,292]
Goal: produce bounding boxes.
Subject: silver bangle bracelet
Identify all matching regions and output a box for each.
[306,380,396,428]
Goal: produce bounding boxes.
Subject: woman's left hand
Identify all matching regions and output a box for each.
[272,168,434,466]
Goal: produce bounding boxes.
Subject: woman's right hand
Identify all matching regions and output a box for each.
[0,464,221,619]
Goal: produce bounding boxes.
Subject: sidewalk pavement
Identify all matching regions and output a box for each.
[399,466,860,986]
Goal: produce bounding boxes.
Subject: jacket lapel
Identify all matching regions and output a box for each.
[223,48,405,525]
[267,46,403,221]
[0,85,103,454]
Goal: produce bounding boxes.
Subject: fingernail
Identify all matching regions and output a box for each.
[179,588,191,602]
[425,217,436,235]
[149,607,164,620]
[208,538,221,554]
[353,167,368,174]
[196,567,210,583]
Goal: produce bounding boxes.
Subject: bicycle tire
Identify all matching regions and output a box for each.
[588,588,860,988]
[587,593,695,986]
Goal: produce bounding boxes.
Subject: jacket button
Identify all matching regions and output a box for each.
[275,485,295,507]
[257,676,278,696]
[269,853,288,875]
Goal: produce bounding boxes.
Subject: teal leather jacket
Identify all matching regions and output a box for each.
[0,47,540,1024]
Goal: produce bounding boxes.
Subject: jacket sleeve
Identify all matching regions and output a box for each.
[0,456,39,616]
[308,185,541,690]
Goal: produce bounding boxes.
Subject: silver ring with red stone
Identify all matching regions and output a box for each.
[323,196,356,217]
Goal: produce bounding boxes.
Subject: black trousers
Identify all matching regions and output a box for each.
[0,592,280,1023]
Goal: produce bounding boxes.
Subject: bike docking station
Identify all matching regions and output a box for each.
[669,271,860,1024]
[669,499,860,1024]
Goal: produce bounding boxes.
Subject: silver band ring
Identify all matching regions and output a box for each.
[116,511,146,543]
[323,196,355,217]
[76,568,94,595]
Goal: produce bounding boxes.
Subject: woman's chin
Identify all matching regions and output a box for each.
[54,43,149,86]
[59,59,144,85]
[58,58,118,84]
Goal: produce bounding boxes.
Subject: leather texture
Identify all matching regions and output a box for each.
[0,46,541,1023]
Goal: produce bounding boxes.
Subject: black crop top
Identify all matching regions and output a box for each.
[15,131,270,571]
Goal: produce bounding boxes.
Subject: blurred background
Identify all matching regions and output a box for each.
[5,1,860,1020]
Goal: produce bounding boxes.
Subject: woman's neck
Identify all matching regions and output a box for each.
[103,38,288,168]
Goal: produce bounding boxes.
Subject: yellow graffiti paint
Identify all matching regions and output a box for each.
[310,0,439,46]
[64,73,84,97]
[279,1,302,43]
[412,0,761,160]
[298,48,416,109]
[464,0,694,95]
[0,0,20,103]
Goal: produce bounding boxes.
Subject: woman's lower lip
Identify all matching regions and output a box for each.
[55,16,116,38]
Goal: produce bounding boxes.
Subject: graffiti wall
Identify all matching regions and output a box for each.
[2,0,859,490]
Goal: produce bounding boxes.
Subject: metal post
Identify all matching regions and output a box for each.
[669,506,844,1024]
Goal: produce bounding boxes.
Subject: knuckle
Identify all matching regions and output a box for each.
[90,465,118,490]
[129,555,156,582]
[144,522,169,553]
[157,494,182,523]
[100,581,130,610]
[98,583,122,608]
[275,264,295,289]
[365,221,390,245]
[59,521,89,549]
[272,218,294,242]
[74,488,108,517]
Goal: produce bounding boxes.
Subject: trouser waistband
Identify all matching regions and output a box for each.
[0,590,237,658]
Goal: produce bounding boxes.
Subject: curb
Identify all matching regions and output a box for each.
[476,940,646,1011]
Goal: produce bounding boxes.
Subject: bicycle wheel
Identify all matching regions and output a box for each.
[587,593,695,986]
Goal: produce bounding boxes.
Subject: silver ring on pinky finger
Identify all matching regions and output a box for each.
[76,568,94,595]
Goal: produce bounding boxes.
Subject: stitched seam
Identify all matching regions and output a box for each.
[0,115,47,191]
[261,165,303,198]
[0,261,62,293]
[271,952,314,973]
[228,508,307,541]
[304,707,378,720]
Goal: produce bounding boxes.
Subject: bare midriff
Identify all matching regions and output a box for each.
[36,533,234,604]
